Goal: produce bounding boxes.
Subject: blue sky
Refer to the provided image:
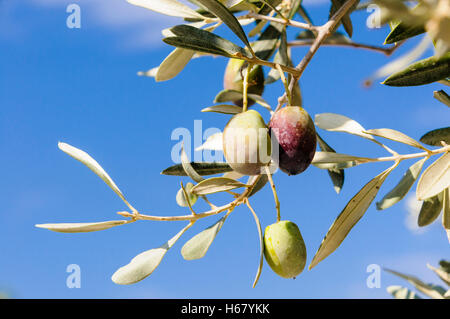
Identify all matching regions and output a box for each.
[0,0,449,298]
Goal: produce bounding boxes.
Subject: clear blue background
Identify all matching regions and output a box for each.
[0,0,448,298]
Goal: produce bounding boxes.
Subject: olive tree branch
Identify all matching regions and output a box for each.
[288,40,401,56]
[118,175,263,222]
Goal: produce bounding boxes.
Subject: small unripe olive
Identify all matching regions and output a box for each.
[223,59,265,107]
[176,182,198,207]
[223,110,271,175]
[263,220,307,279]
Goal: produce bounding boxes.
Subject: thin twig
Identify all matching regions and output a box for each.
[244,12,317,31]
[265,166,280,222]
[288,40,399,56]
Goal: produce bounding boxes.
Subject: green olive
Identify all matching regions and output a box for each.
[263,220,307,278]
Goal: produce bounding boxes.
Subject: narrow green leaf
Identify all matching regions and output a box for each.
[417,193,443,227]
[189,0,251,50]
[434,90,450,107]
[181,144,204,183]
[252,20,284,60]
[181,215,228,260]
[265,29,288,85]
[384,22,425,44]
[416,152,450,200]
[315,113,375,141]
[112,223,191,285]
[427,263,450,286]
[201,104,242,114]
[309,164,396,270]
[443,188,450,233]
[312,151,370,169]
[58,142,128,205]
[317,133,345,194]
[191,177,247,195]
[155,48,195,81]
[161,162,232,176]
[35,220,128,233]
[247,174,268,198]
[163,25,251,59]
[377,158,427,210]
[247,202,264,288]
[387,285,421,299]
[365,128,428,151]
[214,89,243,103]
[195,132,223,151]
[384,268,445,299]
[383,53,450,87]
[127,0,206,19]
[329,0,355,37]
[420,127,450,146]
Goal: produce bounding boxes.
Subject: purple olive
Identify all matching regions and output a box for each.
[269,106,317,175]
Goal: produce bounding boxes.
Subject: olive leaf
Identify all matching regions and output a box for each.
[265,29,288,85]
[384,22,425,44]
[127,0,206,19]
[309,163,397,270]
[181,144,204,183]
[163,25,251,59]
[58,142,134,210]
[311,151,371,169]
[387,285,421,299]
[420,127,450,146]
[417,193,443,227]
[181,214,228,260]
[161,162,232,176]
[195,132,223,151]
[384,268,446,299]
[247,174,268,198]
[316,133,345,194]
[427,263,450,286]
[433,90,450,107]
[416,152,450,201]
[214,89,243,103]
[365,128,428,151]
[188,0,252,51]
[191,177,247,195]
[443,188,450,236]
[383,52,450,87]
[314,113,375,141]
[376,158,427,210]
[35,220,128,233]
[112,223,192,285]
[201,104,242,114]
[155,48,195,82]
[137,66,158,77]
[251,19,284,60]
[329,0,355,37]
[246,202,263,288]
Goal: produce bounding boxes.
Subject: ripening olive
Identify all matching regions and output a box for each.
[263,220,307,279]
[223,110,271,175]
[269,106,317,175]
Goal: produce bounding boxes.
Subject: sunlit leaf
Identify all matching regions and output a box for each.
[387,285,421,299]
[195,132,223,151]
[420,127,450,146]
[316,133,345,194]
[443,188,450,236]
[176,182,198,207]
[383,52,450,87]
[417,193,443,227]
[365,128,427,150]
[312,151,370,169]
[155,48,195,81]
[416,152,450,200]
[58,142,128,204]
[214,89,243,103]
[201,104,242,114]
[112,223,191,285]
[377,158,427,210]
[127,0,206,19]
[163,25,251,59]
[433,90,450,107]
[180,144,204,183]
[314,113,375,141]
[309,164,396,270]
[247,174,268,198]
[384,268,445,299]
[188,0,251,50]
[181,214,228,260]
[35,220,128,233]
[246,201,263,288]
[191,177,247,195]
[161,162,232,176]
[427,263,450,286]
